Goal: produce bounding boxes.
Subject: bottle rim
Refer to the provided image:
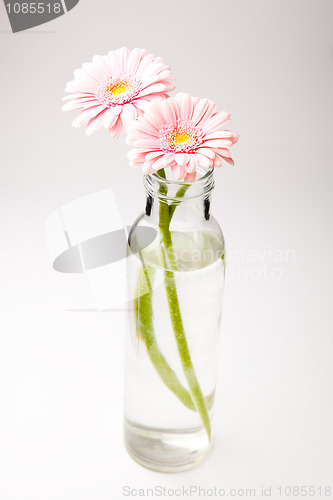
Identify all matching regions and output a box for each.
[144,166,215,201]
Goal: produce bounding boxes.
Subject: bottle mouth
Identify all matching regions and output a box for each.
[144,166,215,201]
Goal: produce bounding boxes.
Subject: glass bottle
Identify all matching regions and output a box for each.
[124,166,225,472]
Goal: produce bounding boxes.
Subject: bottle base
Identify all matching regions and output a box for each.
[124,418,211,473]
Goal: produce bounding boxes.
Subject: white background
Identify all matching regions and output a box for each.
[0,1,332,499]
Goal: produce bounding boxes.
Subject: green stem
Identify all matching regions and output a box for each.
[158,167,191,223]
[132,168,213,434]
[135,264,196,411]
[163,266,211,440]
[169,184,190,221]
[158,169,211,441]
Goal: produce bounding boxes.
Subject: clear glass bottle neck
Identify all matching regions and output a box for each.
[143,167,215,223]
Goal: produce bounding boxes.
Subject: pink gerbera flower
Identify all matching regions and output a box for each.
[126,93,239,181]
[62,47,175,137]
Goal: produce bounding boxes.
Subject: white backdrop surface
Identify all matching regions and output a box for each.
[0,1,332,499]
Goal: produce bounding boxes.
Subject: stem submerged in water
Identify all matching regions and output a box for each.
[158,169,211,441]
[134,264,215,414]
[134,265,196,411]
[133,168,212,441]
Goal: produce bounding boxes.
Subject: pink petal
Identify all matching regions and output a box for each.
[92,54,110,75]
[202,111,230,134]
[202,139,233,148]
[132,99,152,112]
[185,155,198,173]
[146,70,174,86]
[143,110,166,132]
[62,98,98,111]
[65,77,97,94]
[212,155,223,167]
[130,159,146,168]
[166,98,180,122]
[120,103,138,129]
[132,138,160,148]
[71,106,105,128]
[126,48,145,74]
[177,93,194,121]
[160,98,177,124]
[214,147,232,158]
[135,53,155,79]
[112,105,123,116]
[175,153,189,166]
[146,151,164,160]
[128,116,160,138]
[128,149,146,160]
[171,163,186,180]
[151,156,167,171]
[140,61,169,81]
[72,67,98,84]
[102,108,120,128]
[225,131,239,144]
[128,151,147,167]
[109,116,124,138]
[62,93,93,101]
[81,62,105,82]
[204,131,236,140]
[86,111,107,135]
[162,152,176,165]
[196,148,215,160]
[107,50,121,74]
[184,171,197,183]
[116,47,130,72]
[143,157,157,174]
[218,155,234,165]
[195,153,213,168]
[136,54,171,85]
[158,81,175,92]
[191,98,215,126]
[138,83,169,97]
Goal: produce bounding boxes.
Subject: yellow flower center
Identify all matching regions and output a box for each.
[175,131,192,143]
[169,129,193,147]
[160,120,204,153]
[104,80,131,99]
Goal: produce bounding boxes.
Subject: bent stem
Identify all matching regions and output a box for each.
[158,169,211,441]
[163,264,211,441]
[133,168,212,438]
[135,260,215,412]
[135,264,196,411]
